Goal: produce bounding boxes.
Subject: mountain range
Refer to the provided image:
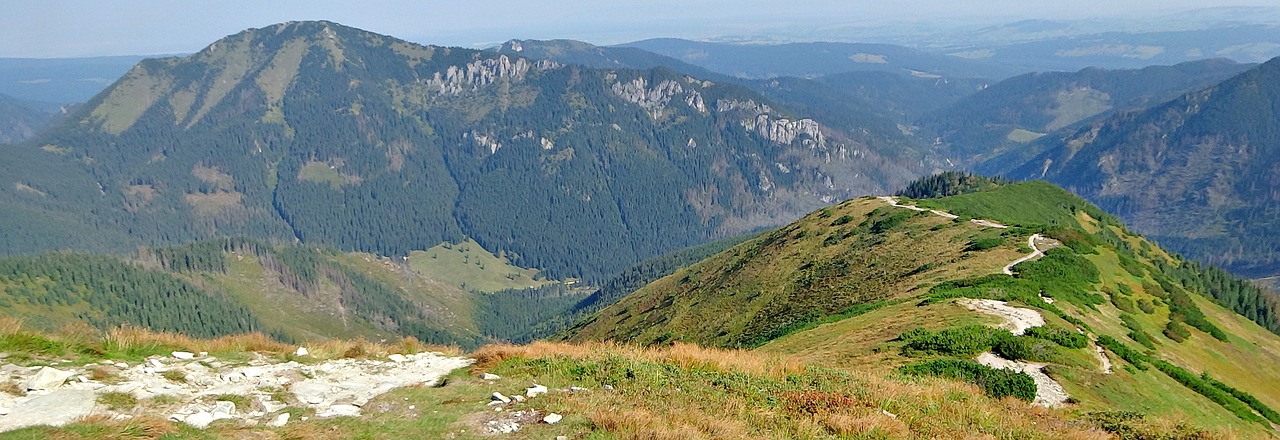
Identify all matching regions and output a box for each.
[0,21,930,281]
[1002,57,1280,279]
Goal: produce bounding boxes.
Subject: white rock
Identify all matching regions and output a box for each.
[603,385,614,390]
[295,347,309,357]
[317,404,361,418]
[512,395,525,403]
[0,390,94,430]
[184,411,215,429]
[480,373,501,380]
[268,413,290,427]
[172,351,195,360]
[543,413,563,424]
[148,359,164,369]
[212,400,236,416]
[261,401,287,414]
[114,362,129,369]
[241,367,266,378]
[198,352,208,357]
[0,407,9,415]
[525,384,548,397]
[491,392,511,403]
[569,386,589,392]
[25,366,73,391]
[388,354,408,363]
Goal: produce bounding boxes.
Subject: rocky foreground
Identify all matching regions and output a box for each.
[0,348,472,432]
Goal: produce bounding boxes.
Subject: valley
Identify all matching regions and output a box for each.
[2,8,1280,438]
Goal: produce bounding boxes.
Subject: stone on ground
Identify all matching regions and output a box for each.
[25,366,73,391]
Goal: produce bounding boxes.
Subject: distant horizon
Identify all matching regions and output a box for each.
[3,1,1279,58]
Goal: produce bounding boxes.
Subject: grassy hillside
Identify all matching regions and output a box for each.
[568,179,1280,437]
[0,238,602,349]
[0,324,1187,439]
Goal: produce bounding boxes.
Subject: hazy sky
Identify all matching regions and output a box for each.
[3,0,1277,57]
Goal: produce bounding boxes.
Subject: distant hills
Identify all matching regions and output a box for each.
[0,56,147,104]
[928,58,1252,166]
[1001,57,1280,278]
[0,93,59,143]
[0,21,929,281]
[622,38,1018,80]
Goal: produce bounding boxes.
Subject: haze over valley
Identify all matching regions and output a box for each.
[1,2,1280,437]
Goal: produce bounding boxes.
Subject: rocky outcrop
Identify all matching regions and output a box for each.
[715,99,826,149]
[0,350,471,432]
[425,55,560,95]
[610,77,707,119]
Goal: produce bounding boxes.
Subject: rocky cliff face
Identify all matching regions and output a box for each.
[425,56,561,95]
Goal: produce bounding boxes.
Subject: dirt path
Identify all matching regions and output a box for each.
[1004,234,1044,275]
[1094,343,1114,374]
[976,353,1070,407]
[956,299,1045,335]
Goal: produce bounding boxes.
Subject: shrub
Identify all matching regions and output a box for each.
[1109,290,1137,313]
[1024,325,1088,349]
[964,237,1004,252]
[900,359,1036,401]
[1153,361,1263,423]
[1163,320,1191,343]
[899,326,1004,357]
[1201,373,1280,424]
[1097,336,1148,370]
[1136,299,1155,314]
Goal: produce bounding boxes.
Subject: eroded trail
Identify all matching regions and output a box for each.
[976,353,1070,407]
[957,299,1045,336]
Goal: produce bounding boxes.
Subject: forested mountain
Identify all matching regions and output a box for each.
[926,58,1252,167]
[0,93,57,143]
[567,178,1280,436]
[489,39,953,168]
[1003,57,1280,278]
[1,21,930,280]
[622,38,1018,80]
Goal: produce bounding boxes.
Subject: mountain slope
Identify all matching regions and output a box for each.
[0,93,58,143]
[1002,56,1280,278]
[567,179,1280,436]
[928,58,1252,166]
[3,21,926,280]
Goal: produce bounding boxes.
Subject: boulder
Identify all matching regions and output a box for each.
[0,390,94,431]
[491,392,511,403]
[388,354,408,363]
[172,351,195,360]
[295,347,309,357]
[525,384,548,397]
[184,411,215,429]
[543,412,563,424]
[268,413,290,427]
[317,404,360,418]
[480,373,501,380]
[25,366,73,391]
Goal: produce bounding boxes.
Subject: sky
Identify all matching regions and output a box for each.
[3,0,1278,57]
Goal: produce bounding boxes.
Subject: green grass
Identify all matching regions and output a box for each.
[1005,128,1046,143]
[296,160,347,188]
[96,391,138,410]
[910,181,1106,229]
[408,238,551,293]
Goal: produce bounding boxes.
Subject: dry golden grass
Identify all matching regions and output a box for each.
[47,414,177,440]
[472,340,805,379]
[473,341,1122,439]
